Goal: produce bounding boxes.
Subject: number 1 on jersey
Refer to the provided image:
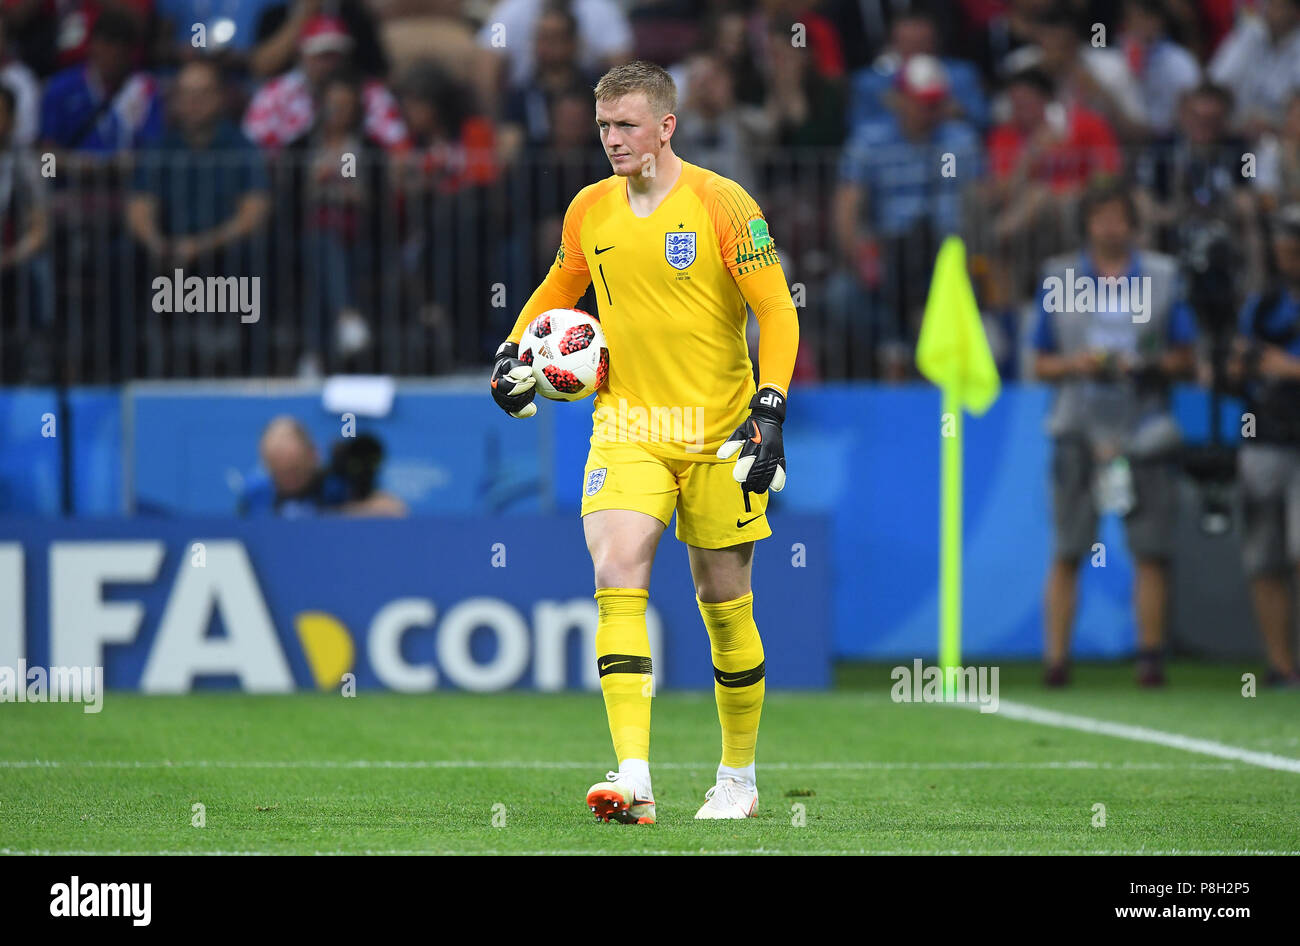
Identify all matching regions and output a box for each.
[598,264,613,306]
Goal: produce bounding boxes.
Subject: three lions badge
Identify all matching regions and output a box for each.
[665,231,696,270]
[585,468,607,496]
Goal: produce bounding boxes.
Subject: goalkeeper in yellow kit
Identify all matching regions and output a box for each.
[489,61,799,823]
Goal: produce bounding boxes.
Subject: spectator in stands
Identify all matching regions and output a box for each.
[672,50,768,195]
[1031,181,1198,688]
[952,0,1052,85]
[1229,203,1300,687]
[1029,8,1146,142]
[1163,0,1234,61]
[806,0,873,71]
[243,13,407,151]
[250,0,387,78]
[128,60,269,267]
[1255,91,1300,212]
[1208,0,1300,136]
[498,3,599,162]
[240,415,407,516]
[1118,0,1201,137]
[5,0,152,77]
[287,69,386,376]
[394,61,496,195]
[847,8,989,133]
[393,60,498,371]
[1135,82,1260,282]
[687,3,764,108]
[984,66,1120,298]
[828,54,981,378]
[474,0,631,116]
[0,81,50,381]
[988,66,1122,208]
[40,10,161,154]
[374,0,475,86]
[0,14,40,145]
[127,59,270,376]
[751,0,846,84]
[760,14,845,149]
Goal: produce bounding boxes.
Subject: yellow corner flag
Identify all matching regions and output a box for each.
[914,236,1000,688]
[916,236,1000,416]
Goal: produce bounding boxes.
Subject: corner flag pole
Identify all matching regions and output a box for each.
[915,237,1001,698]
[940,388,962,692]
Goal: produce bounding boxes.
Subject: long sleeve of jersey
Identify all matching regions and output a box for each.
[702,174,799,398]
[737,263,799,398]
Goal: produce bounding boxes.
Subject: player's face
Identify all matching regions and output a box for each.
[596,94,668,177]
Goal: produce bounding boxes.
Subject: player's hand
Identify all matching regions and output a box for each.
[490,341,538,418]
[718,386,786,493]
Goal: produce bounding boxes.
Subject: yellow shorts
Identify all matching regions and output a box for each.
[581,437,771,549]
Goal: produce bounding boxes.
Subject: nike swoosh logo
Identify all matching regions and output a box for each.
[599,660,630,671]
[594,245,615,255]
[736,515,763,528]
[718,674,749,683]
[749,420,762,445]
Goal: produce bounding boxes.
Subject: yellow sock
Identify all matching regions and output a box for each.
[594,587,653,764]
[698,592,765,769]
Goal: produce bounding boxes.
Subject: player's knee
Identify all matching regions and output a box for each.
[591,549,652,591]
[694,576,751,604]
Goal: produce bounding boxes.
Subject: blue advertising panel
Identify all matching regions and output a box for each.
[0,388,121,517]
[2,382,1241,662]
[128,387,549,516]
[0,514,831,692]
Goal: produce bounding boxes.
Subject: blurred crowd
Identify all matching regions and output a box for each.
[1,0,1300,381]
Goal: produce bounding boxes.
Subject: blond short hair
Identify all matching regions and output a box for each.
[593,60,677,116]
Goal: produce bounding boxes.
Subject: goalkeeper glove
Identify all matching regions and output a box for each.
[490,341,537,418]
[717,386,786,493]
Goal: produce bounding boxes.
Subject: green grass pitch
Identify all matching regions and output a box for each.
[1,663,1297,855]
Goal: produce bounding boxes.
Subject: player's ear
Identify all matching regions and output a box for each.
[661,111,676,143]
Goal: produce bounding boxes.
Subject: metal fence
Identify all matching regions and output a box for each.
[0,143,1281,385]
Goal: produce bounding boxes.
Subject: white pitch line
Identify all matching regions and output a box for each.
[0,759,1245,771]
[987,700,1300,774]
[3,848,1298,857]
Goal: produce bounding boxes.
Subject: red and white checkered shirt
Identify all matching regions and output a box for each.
[242,69,409,152]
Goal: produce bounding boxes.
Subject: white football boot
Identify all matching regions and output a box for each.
[586,771,656,824]
[694,777,758,820]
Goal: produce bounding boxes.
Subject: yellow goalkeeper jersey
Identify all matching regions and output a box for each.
[508,159,795,462]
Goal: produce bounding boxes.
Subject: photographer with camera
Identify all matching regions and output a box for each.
[238,415,407,517]
[1229,204,1300,686]
[1032,180,1198,688]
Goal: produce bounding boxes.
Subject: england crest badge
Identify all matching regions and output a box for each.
[665,231,696,270]
[585,467,607,496]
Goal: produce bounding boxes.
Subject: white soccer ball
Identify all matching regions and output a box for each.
[519,308,609,402]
